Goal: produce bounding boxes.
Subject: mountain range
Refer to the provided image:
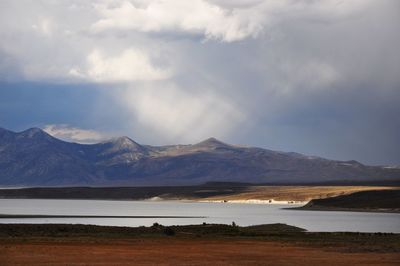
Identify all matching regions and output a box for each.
[0,127,399,187]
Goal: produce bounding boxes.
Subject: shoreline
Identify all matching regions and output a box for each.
[197,199,307,205]
[3,196,399,213]
[2,197,398,213]
[0,197,308,205]
[288,206,400,214]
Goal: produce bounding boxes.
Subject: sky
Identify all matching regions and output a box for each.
[0,0,399,165]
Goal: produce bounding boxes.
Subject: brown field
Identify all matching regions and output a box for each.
[1,238,400,266]
[203,186,397,202]
[1,223,399,265]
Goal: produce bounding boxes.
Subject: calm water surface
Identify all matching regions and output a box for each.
[0,199,399,233]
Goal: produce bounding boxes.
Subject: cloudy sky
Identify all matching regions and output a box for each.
[0,0,399,165]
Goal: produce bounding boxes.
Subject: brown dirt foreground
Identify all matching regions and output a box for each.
[1,239,399,266]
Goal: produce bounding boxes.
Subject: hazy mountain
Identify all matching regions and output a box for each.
[0,127,399,187]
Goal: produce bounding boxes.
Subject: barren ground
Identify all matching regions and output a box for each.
[1,238,400,266]
[1,223,399,265]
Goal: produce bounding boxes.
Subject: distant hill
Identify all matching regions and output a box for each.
[297,189,400,212]
[0,127,399,187]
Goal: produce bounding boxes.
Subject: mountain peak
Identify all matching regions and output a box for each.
[195,137,228,147]
[105,136,145,153]
[19,127,52,139]
[22,127,43,133]
[112,136,139,146]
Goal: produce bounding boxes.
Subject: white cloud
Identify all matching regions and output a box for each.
[70,48,172,82]
[43,124,110,143]
[31,18,54,36]
[0,0,378,83]
[91,0,374,42]
[91,0,266,42]
[117,83,246,142]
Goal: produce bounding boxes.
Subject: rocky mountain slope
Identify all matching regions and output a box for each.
[0,127,399,187]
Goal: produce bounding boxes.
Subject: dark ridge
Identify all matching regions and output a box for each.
[0,184,249,200]
[0,214,206,219]
[298,189,400,211]
[254,179,400,186]
[0,223,306,239]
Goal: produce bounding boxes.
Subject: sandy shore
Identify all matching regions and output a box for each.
[198,199,307,204]
[199,186,396,202]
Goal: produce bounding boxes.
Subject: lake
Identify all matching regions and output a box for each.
[0,199,399,233]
